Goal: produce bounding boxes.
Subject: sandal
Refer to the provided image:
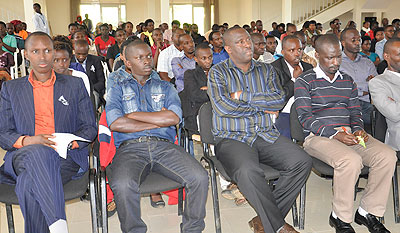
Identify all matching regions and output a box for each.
[234,197,248,206]
[221,184,238,200]
[107,200,117,218]
[150,193,165,209]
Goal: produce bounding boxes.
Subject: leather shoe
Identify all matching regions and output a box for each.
[329,214,355,233]
[277,223,299,233]
[354,211,390,233]
[248,216,264,233]
[150,193,165,209]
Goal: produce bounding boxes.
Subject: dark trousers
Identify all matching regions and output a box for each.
[6,145,80,233]
[215,136,312,232]
[275,112,291,139]
[107,140,209,233]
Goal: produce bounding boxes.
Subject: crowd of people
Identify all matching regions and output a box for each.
[0,2,400,233]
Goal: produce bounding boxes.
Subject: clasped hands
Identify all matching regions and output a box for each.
[230,91,279,118]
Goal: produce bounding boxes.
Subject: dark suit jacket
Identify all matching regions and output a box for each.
[72,54,105,95]
[271,57,313,104]
[0,73,97,183]
[180,65,210,135]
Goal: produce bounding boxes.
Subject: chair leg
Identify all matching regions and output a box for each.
[208,160,222,233]
[89,168,99,233]
[392,166,400,223]
[354,177,362,201]
[100,167,108,233]
[291,201,299,227]
[178,187,184,216]
[6,204,15,233]
[299,184,306,230]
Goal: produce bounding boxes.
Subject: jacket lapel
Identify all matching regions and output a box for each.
[53,74,68,133]
[280,58,292,80]
[20,77,35,135]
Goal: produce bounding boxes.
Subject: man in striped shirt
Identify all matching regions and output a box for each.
[208,27,312,233]
[294,34,396,233]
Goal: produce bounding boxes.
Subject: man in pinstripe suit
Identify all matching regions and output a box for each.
[0,32,97,233]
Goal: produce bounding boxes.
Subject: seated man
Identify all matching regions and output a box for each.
[72,39,105,106]
[105,40,208,233]
[208,27,312,233]
[171,34,196,92]
[369,38,400,152]
[272,35,313,138]
[295,34,396,233]
[0,32,97,233]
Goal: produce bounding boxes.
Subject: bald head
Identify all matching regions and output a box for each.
[25,31,53,50]
[315,34,341,53]
[223,27,248,47]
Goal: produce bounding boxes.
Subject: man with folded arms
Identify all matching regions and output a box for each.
[208,27,312,233]
[295,34,396,233]
[105,40,208,233]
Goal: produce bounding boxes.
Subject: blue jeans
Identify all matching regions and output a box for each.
[360,100,373,125]
[107,139,209,233]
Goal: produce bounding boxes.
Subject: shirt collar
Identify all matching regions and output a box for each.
[28,69,56,87]
[342,51,361,62]
[314,65,343,83]
[227,58,261,72]
[284,59,303,79]
[386,69,400,79]
[212,47,225,54]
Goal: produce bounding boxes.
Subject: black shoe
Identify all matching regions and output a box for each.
[354,211,390,233]
[329,214,355,233]
[150,193,165,209]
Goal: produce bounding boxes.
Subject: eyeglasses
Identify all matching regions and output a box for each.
[335,22,342,25]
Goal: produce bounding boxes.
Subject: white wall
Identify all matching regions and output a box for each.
[0,0,25,23]
[47,0,70,36]
[382,0,400,23]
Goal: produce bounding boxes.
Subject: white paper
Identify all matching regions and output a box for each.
[49,133,91,159]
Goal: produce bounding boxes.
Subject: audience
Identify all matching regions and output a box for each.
[370,27,384,53]
[369,38,400,153]
[106,28,126,69]
[0,21,17,55]
[163,20,180,44]
[295,30,317,67]
[190,24,206,46]
[171,34,196,92]
[94,23,115,58]
[105,39,208,233]
[157,28,185,81]
[0,31,97,233]
[32,3,50,35]
[150,28,168,69]
[376,25,395,60]
[253,20,268,37]
[340,28,378,129]
[280,23,297,41]
[264,35,280,63]
[207,27,312,233]
[122,21,134,37]
[360,35,381,66]
[0,38,14,81]
[209,31,229,65]
[272,35,313,138]
[67,23,78,40]
[295,34,396,233]
[140,19,155,46]
[250,33,267,61]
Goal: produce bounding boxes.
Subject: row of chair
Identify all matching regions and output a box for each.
[9,48,27,80]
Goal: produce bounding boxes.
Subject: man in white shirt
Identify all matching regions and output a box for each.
[157,28,185,82]
[32,3,50,35]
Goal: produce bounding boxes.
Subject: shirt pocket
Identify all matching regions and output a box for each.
[122,92,138,113]
[151,93,166,111]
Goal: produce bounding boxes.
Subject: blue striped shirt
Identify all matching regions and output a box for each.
[207,58,285,146]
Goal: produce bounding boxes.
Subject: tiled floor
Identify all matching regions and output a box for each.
[1,144,400,233]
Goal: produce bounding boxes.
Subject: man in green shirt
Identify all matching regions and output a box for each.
[0,21,17,55]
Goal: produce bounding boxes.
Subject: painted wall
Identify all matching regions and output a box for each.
[47,0,70,36]
[382,0,400,23]
[126,0,162,27]
[0,0,25,22]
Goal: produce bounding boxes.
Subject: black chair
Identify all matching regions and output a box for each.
[289,103,370,229]
[370,106,400,223]
[198,102,300,233]
[97,133,185,233]
[0,148,98,233]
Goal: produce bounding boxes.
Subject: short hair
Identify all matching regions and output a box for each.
[340,27,359,41]
[394,30,400,38]
[287,23,296,30]
[316,23,322,27]
[25,31,52,49]
[265,35,276,42]
[100,23,109,30]
[74,39,89,49]
[178,33,192,43]
[282,35,301,49]
[315,34,340,53]
[53,35,73,48]
[392,19,400,25]
[71,30,86,40]
[54,41,73,58]
[115,28,125,34]
[68,23,77,29]
[223,23,229,27]
[171,20,180,26]
[194,43,212,56]
[361,35,371,44]
[243,24,250,29]
[374,27,384,37]
[309,20,317,25]
[153,28,162,33]
[383,38,400,54]
[122,21,133,30]
[277,23,285,29]
[256,20,262,24]
[302,21,310,29]
[384,25,394,31]
[33,3,41,8]
[120,37,139,54]
[208,30,220,42]
[293,31,306,39]
[250,33,264,41]
[125,40,150,57]
[0,21,6,28]
[211,24,219,31]
[144,19,154,26]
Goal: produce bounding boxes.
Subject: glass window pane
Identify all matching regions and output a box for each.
[172,5,192,27]
[211,5,214,27]
[102,7,119,28]
[120,5,126,23]
[80,4,101,27]
[193,7,205,35]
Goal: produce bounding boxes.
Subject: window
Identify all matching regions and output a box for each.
[80,4,126,30]
[170,2,206,35]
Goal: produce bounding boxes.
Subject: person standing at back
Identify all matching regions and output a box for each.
[32,3,50,35]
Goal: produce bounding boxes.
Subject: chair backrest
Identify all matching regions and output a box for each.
[290,103,306,142]
[11,49,19,79]
[371,106,387,143]
[198,102,216,145]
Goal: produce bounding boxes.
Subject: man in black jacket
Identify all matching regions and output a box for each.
[271,35,313,138]
[181,43,212,136]
[72,39,105,107]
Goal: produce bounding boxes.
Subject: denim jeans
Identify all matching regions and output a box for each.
[360,100,373,125]
[107,139,209,233]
